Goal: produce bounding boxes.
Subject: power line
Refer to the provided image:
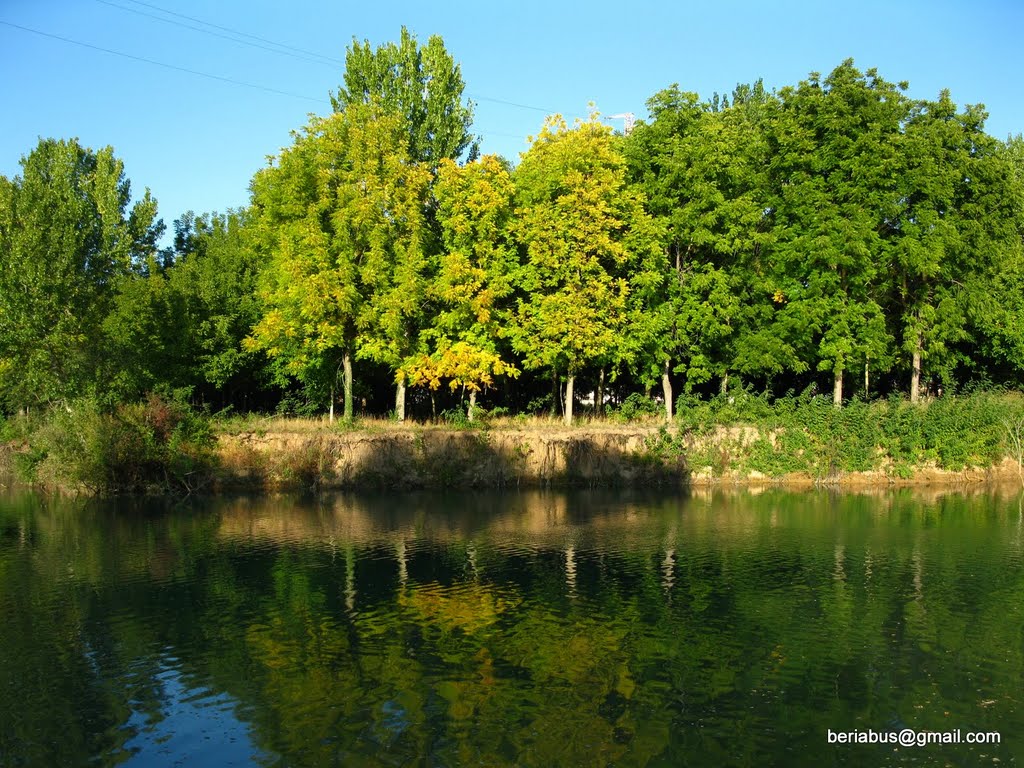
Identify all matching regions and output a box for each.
[0,20,327,104]
[119,0,345,66]
[1,20,539,146]
[93,0,341,69]
[95,0,559,116]
[467,93,554,114]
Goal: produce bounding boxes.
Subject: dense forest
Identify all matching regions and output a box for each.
[2,29,1023,427]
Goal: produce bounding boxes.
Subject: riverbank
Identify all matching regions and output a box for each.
[5,389,1024,493]
[210,421,1024,491]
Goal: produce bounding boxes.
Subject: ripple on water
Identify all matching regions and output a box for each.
[4,489,1024,766]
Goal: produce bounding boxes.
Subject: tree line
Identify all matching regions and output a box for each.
[2,29,1023,425]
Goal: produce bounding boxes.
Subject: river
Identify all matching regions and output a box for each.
[1,487,1021,766]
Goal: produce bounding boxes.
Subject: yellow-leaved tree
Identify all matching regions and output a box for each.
[403,155,519,421]
[508,115,663,425]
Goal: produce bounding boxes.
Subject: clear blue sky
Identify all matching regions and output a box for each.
[2,0,1022,237]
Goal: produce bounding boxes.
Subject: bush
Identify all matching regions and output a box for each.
[440,407,472,429]
[21,393,215,494]
[613,393,661,422]
[675,388,1024,478]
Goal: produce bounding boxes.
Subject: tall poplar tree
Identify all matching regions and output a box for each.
[0,138,161,411]
[331,26,478,168]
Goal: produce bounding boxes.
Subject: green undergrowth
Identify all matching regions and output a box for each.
[676,387,1024,479]
[14,393,216,494]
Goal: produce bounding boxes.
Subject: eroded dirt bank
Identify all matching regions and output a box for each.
[212,425,1024,491]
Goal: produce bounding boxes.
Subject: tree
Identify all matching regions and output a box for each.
[0,138,162,411]
[103,210,266,407]
[404,155,519,421]
[246,105,431,422]
[968,136,1024,378]
[246,111,361,422]
[509,115,662,425]
[351,114,433,421]
[762,62,905,406]
[624,84,771,419]
[331,26,477,168]
[887,94,1020,400]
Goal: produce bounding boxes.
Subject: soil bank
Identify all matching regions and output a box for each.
[211,425,1024,491]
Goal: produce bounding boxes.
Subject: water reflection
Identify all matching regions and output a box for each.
[1,487,1023,766]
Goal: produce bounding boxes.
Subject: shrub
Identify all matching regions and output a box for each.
[675,387,1024,478]
[22,393,215,494]
[440,407,472,429]
[613,393,661,422]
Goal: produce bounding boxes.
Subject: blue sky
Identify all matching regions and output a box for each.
[2,0,1022,237]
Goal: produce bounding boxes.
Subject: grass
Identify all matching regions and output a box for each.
[211,410,669,436]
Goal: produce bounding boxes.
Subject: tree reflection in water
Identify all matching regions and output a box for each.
[1,487,1022,766]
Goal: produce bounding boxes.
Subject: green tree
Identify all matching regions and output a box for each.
[0,138,162,411]
[247,105,431,422]
[509,115,662,425]
[887,94,1021,399]
[625,85,771,418]
[102,210,265,407]
[763,62,905,405]
[101,256,192,401]
[246,111,361,422]
[331,26,478,168]
[970,136,1024,378]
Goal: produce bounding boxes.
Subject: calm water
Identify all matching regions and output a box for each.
[1,487,1023,767]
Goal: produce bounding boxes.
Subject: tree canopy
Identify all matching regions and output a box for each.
[0,138,162,410]
[3,47,1024,423]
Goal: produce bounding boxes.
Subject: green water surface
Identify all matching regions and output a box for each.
[1,487,1021,766]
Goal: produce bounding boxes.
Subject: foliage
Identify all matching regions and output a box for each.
[3,44,1024,428]
[405,155,520,397]
[508,113,663,422]
[624,84,768,390]
[246,105,431,419]
[761,62,905,402]
[612,393,662,422]
[0,138,163,410]
[331,25,478,167]
[20,393,215,494]
[677,389,1024,477]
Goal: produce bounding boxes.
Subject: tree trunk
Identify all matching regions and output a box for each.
[342,351,353,421]
[833,368,843,408]
[468,390,476,422]
[864,358,869,399]
[329,381,335,424]
[395,376,406,422]
[551,370,560,418]
[720,372,729,396]
[911,341,922,404]
[564,374,575,426]
[597,367,605,419]
[662,357,673,424]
